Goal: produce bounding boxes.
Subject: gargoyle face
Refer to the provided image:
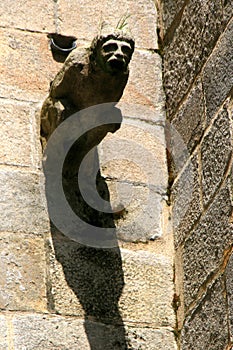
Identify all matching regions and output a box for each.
[100,39,134,74]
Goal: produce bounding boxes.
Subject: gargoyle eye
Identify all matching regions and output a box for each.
[102,43,118,53]
[121,45,132,56]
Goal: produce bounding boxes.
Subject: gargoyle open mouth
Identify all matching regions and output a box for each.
[109,59,125,71]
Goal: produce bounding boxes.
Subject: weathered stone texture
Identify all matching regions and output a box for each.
[0,169,49,234]
[12,314,176,350]
[122,50,164,108]
[48,236,175,327]
[161,0,186,35]
[172,154,202,247]
[201,106,232,207]
[100,121,167,187]
[0,316,8,350]
[0,101,35,167]
[202,18,233,122]
[106,181,165,242]
[163,0,223,118]
[181,277,229,350]
[0,29,60,102]
[182,183,232,309]
[0,232,47,312]
[223,0,233,24]
[226,252,233,339]
[0,0,54,32]
[171,78,205,153]
[98,120,167,242]
[57,0,158,49]
[120,250,175,326]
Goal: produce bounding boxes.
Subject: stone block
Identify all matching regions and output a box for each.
[182,182,232,309]
[201,105,232,207]
[0,232,47,312]
[57,0,158,49]
[106,180,165,242]
[122,50,164,109]
[0,316,7,350]
[202,18,233,122]
[0,169,50,234]
[48,236,175,327]
[0,100,35,167]
[0,28,61,102]
[120,249,175,327]
[226,253,233,339]
[99,120,167,190]
[171,78,205,153]
[0,0,54,32]
[181,277,229,350]
[172,153,202,247]
[163,0,222,118]
[12,313,177,349]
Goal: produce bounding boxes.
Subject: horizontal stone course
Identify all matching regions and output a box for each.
[48,236,175,327]
[11,313,177,349]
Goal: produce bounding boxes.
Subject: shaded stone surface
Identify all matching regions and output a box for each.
[172,153,202,248]
[48,235,175,327]
[223,0,233,24]
[161,0,186,35]
[182,183,232,309]
[201,106,232,207]
[181,277,229,350]
[0,169,49,234]
[202,18,233,122]
[226,253,233,339]
[163,0,222,118]
[0,232,47,312]
[171,78,205,153]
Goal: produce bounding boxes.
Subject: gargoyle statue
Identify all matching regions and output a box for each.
[40,30,135,146]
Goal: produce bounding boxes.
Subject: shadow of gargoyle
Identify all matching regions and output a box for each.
[41,29,135,349]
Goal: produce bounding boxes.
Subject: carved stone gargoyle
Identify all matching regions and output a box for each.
[40,30,135,148]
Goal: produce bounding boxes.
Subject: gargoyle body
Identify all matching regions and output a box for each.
[41,31,135,144]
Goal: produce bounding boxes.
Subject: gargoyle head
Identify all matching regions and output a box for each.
[90,31,135,75]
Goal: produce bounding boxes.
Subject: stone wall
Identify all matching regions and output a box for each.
[0,1,177,349]
[159,0,233,349]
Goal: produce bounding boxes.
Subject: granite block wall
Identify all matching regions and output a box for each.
[159,0,233,348]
